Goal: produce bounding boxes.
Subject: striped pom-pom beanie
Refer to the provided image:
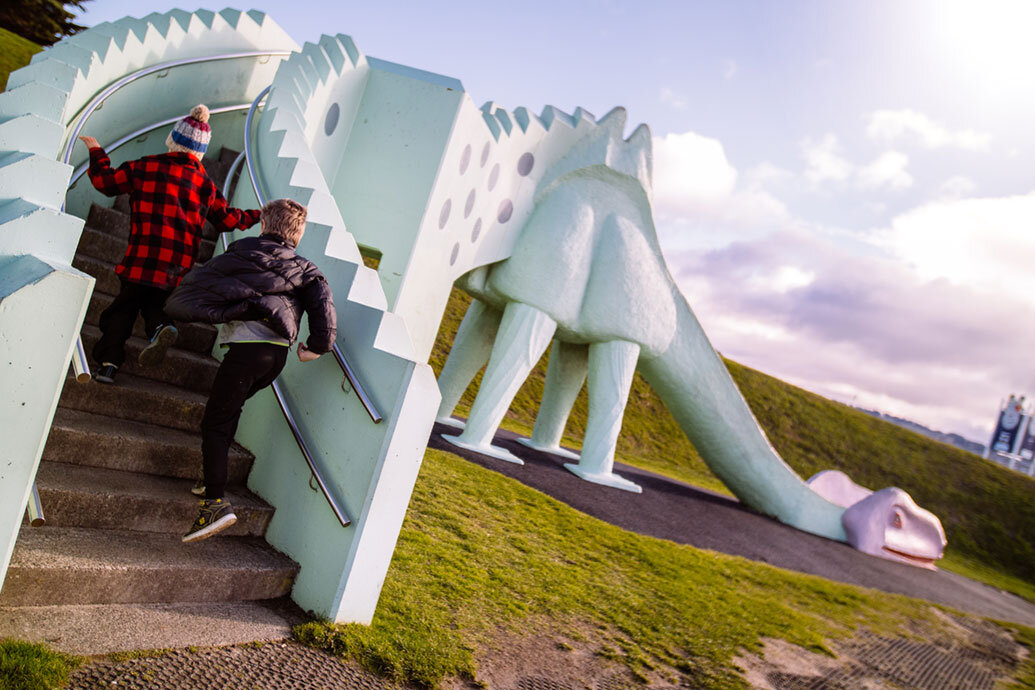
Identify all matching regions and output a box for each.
[165,104,211,158]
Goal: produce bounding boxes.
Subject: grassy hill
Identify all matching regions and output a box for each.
[0,28,41,91]
[430,288,1035,591]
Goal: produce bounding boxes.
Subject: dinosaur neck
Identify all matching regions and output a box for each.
[639,291,847,542]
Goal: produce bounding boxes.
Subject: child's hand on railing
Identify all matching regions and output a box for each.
[78,135,100,149]
[297,342,320,362]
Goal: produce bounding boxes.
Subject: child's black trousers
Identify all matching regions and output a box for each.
[92,278,172,367]
[201,342,289,499]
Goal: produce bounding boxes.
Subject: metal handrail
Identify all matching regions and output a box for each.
[62,49,292,383]
[218,86,372,528]
[67,103,253,188]
[236,88,383,424]
[26,483,45,527]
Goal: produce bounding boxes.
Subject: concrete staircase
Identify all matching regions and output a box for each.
[0,149,304,651]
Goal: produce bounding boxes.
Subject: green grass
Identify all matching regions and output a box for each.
[429,287,1035,594]
[1006,624,1035,689]
[0,639,81,690]
[298,448,961,688]
[0,28,41,92]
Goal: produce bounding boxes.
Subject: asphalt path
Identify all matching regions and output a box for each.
[428,422,1035,627]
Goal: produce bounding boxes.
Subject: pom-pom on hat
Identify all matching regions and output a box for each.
[166,104,211,157]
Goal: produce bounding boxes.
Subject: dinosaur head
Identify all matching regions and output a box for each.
[842,487,947,570]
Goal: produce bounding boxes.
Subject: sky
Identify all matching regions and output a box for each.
[76,1,1035,444]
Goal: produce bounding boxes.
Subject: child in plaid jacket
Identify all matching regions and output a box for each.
[79,104,261,384]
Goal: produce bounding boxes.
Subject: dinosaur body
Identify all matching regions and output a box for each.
[438,118,849,540]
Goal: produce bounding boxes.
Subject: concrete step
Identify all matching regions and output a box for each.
[73,245,219,299]
[86,289,218,355]
[0,598,303,656]
[79,323,219,393]
[72,252,122,296]
[0,526,298,605]
[33,461,274,537]
[84,203,129,239]
[76,223,218,267]
[42,407,252,484]
[58,370,207,433]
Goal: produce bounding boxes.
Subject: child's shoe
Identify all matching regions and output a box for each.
[182,498,237,543]
[190,481,206,497]
[94,363,119,384]
[138,324,178,368]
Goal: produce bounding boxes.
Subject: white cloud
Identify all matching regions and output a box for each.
[664,224,1035,443]
[866,109,991,151]
[875,192,1035,297]
[653,131,737,207]
[801,134,853,183]
[858,151,913,190]
[938,175,976,198]
[659,87,687,110]
[722,59,738,80]
[651,131,788,245]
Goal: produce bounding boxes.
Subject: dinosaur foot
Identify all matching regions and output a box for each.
[563,463,642,493]
[440,433,525,465]
[435,415,466,430]
[515,437,580,461]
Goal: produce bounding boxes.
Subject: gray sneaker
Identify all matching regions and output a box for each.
[182,498,237,543]
[138,324,178,368]
[190,481,206,497]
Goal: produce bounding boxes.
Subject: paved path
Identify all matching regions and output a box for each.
[430,422,1035,627]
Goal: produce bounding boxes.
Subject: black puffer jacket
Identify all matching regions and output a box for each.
[164,236,337,353]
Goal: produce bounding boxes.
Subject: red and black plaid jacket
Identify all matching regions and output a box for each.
[87,147,261,289]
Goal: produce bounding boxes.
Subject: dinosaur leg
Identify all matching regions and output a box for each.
[516,340,588,460]
[564,339,642,493]
[435,298,503,429]
[441,301,557,464]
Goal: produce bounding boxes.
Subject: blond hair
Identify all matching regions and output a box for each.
[261,198,308,247]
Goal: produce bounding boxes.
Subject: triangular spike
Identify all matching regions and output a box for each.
[597,106,627,134]
[494,109,513,135]
[335,34,361,66]
[218,8,243,28]
[192,9,216,28]
[512,107,531,133]
[481,111,501,139]
[318,35,347,74]
[303,42,332,81]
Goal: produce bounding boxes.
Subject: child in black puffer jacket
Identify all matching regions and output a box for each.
[165,198,337,543]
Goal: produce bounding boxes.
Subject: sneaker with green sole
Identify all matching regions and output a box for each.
[138,324,178,368]
[182,498,237,543]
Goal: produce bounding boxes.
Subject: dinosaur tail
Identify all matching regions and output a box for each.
[638,292,847,542]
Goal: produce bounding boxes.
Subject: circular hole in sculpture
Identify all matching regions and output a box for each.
[324,103,340,136]
[480,142,491,167]
[459,144,471,175]
[497,199,513,224]
[517,152,534,176]
[464,189,476,218]
[471,218,482,242]
[439,199,451,229]
[488,163,500,191]
[450,242,460,266]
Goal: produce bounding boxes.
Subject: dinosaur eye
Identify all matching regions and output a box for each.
[892,512,903,528]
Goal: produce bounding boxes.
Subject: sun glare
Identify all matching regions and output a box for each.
[929,0,1035,98]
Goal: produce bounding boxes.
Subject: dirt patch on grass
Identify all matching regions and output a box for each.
[451,610,1029,689]
[445,620,683,689]
[734,610,1027,690]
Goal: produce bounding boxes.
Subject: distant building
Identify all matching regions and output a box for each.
[985,395,1035,477]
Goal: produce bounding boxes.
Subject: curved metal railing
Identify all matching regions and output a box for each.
[61,50,292,382]
[59,51,362,527]
[234,88,383,424]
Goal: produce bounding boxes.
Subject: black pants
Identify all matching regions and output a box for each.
[201,342,289,499]
[92,278,172,367]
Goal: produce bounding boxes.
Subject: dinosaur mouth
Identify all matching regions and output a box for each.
[882,545,937,567]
